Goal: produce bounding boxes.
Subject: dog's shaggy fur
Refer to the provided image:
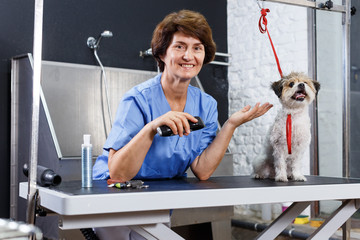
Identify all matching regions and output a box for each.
[253,72,320,182]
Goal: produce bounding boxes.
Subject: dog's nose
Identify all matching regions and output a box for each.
[298,83,305,90]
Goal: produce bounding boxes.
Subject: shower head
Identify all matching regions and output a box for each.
[87,30,113,49]
[101,30,113,38]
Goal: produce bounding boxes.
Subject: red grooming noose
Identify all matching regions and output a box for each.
[258,7,292,154]
[258,8,283,79]
[286,114,292,154]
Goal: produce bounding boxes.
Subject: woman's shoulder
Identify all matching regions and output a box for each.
[121,74,162,102]
[132,74,162,94]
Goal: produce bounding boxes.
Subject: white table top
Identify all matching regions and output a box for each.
[20,175,360,216]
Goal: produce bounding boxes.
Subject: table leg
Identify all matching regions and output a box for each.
[131,223,185,240]
[255,201,312,240]
[307,199,360,240]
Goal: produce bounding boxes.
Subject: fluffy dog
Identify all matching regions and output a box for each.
[253,72,320,182]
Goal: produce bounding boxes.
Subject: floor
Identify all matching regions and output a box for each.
[230,215,360,240]
[231,225,360,240]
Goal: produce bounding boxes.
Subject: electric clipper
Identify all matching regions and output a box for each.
[157,116,205,137]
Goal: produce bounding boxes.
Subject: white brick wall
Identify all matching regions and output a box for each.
[227,0,309,218]
[227,0,309,175]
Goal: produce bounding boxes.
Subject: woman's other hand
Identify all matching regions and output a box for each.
[150,111,198,137]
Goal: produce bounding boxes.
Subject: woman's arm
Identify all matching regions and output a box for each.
[108,111,197,181]
[190,102,273,180]
[108,123,156,181]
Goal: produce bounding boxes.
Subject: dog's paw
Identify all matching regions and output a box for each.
[293,174,307,182]
[254,174,265,179]
[275,175,288,182]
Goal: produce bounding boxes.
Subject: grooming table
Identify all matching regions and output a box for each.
[19,176,360,239]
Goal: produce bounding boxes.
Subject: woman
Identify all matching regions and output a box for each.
[93,9,272,182]
[92,9,272,240]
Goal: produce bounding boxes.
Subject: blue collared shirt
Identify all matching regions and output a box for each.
[93,74,218,180]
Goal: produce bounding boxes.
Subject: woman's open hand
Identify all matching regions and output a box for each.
[227,102,273,129]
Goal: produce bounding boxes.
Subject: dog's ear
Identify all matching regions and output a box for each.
[313,80,320,95]
[271,80,283,98]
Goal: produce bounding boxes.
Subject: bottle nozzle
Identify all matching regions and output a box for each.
[83,134,91,145]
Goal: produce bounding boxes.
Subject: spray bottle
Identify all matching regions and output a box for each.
[82,134,93,188]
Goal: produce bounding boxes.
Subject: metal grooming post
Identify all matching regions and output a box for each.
[27,0,44,226]
[342,1,351,239]
[342,0,351,180]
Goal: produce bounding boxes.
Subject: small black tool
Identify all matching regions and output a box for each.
[157,116,205,137]
[108,180,149,189]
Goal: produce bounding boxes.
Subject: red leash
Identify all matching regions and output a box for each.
[259,8,283,79]
[259,8,291,154]
[286,114,292,154]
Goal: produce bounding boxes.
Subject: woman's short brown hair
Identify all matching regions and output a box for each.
[151,10,216,72]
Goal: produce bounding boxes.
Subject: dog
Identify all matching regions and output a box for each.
[253,72,320,182]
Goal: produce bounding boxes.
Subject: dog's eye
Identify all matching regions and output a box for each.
[289,82,294,88]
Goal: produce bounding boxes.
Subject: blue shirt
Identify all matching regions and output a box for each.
[93,74,218,180]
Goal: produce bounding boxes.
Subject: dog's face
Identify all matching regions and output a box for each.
[271,72,320,108]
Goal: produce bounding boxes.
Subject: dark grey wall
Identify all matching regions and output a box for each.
[0,0,228,218]
[0,1,35,219]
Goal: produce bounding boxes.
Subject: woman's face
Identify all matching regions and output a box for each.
[161,31,205,81]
